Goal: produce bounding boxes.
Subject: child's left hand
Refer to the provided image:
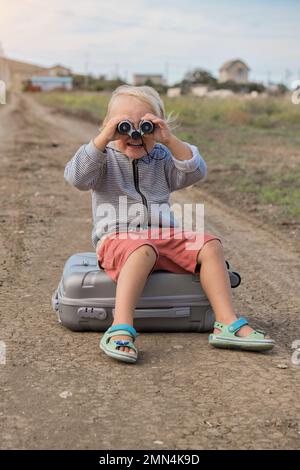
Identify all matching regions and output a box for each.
[140,113,174,146]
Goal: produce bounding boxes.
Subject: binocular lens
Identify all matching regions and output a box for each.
[118,121,131,134]
[117,119,155,138]
[140,120,154,134]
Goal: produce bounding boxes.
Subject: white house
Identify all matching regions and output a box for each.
[219,59,250,83]
[167,87,181,98]
[133,74,166,86]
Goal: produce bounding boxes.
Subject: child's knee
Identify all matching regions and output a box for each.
[198,239,224,261]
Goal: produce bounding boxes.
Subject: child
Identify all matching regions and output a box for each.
[64,85,274,363]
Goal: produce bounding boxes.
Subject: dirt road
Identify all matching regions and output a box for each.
[0,94,299,450]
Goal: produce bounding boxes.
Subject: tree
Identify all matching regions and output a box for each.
[144,79,168,95]
[183,68,217,86]
[216,80,266,93]
[72,73,127,91]
[177,68,218,94]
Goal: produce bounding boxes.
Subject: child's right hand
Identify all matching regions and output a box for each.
[93,115,129,151]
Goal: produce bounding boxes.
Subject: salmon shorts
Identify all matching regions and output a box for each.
[96,227,222,283]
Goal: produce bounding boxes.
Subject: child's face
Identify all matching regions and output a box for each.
[109,95,157,159]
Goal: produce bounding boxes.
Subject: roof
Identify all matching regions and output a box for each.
[219,59,250,72]
[48,64,71,70]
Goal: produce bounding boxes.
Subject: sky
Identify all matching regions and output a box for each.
[0,0,299,85]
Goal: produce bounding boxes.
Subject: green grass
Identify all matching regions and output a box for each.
[258,170,300,217]
[166,95,300,129]
[35,91,300,129]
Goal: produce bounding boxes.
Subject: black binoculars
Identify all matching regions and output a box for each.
[117,120,155,140]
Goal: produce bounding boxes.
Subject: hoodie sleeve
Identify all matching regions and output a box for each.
[64,140,107,191]
[164,142,207,192]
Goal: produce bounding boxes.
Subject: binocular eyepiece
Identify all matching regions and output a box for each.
[117,119,155,140]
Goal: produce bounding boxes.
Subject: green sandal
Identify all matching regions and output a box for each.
[99,323,139,363]
[209,317,275,351]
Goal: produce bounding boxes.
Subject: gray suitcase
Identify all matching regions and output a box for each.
[51,252,241,333]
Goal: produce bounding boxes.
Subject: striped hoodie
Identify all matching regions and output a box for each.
[64,139,207,248]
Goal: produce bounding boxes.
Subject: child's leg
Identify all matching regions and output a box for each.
[197,240,262,337]
[112,245,158,353]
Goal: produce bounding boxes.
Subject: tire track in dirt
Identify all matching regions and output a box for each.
[0,94,299,450]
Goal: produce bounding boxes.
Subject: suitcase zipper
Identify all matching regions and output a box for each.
[132,158,148,225]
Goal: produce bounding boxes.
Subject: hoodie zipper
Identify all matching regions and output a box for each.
[132,159,148,225]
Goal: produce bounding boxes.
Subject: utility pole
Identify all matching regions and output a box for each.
[164,61,169,86]
[284,68,292,86]
[84,52,89,89]
[113,63,119,80]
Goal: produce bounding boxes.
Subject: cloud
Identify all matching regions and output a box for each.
[0,0,299,84]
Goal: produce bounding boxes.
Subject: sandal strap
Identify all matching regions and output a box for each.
[106,330,137,342]
[108,323,138,339]
[214,317,249,334]
[227,317,248,333]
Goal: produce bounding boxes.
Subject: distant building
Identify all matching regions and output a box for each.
[47,64,72,77]
[133,74,166,86]
[29,76,73,91]
[0,44,73,91]
[167,87,181,98]
[190,85,210,97]
[0,56,48,91]
[206,89,235,98]
[219,59,250,83]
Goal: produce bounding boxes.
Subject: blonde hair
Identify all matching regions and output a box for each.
[101,84,178,131]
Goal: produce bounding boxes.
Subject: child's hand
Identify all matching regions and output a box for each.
[94,115,129,151]
[140,113,174,146]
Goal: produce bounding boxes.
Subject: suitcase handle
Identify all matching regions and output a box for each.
[113,307,190,319]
